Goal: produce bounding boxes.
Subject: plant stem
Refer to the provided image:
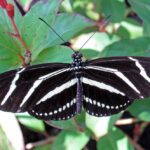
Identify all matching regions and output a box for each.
[10,17,30,53]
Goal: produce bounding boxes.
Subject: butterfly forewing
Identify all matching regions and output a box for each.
[0,63,75,114]
[86,56,150,99]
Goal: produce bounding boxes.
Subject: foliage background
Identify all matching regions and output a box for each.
[0,0,150,150]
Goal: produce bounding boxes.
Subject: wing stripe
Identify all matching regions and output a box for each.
[36,78,77,105]
[20,68,70,107]
[1,68,25,105]
[129,57,150,83]
[86,65,141,96]
[82,77,125,96]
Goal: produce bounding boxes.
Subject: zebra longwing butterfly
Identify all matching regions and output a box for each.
[0,52,150,120]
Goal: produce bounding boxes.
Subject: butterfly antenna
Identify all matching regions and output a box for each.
[79,15,111,51]
[39,18,76,53]
[79,32,96,51]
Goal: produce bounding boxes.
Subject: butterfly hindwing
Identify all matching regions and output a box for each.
[82,72,133,117]
[29,79,77,120]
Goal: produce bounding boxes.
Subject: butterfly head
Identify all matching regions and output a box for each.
[72,52,83,65]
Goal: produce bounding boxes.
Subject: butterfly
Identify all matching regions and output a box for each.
[0,51,150,120]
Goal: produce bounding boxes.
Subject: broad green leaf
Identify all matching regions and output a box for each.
[46,110,85,131]
[0,125,15,150]
[0,0,62,71]
[97,127,134,150]
[86,113,122,139]
[101,37,150,57]
[143,20,150,37]
[0,4,23,72]
[128,98,150,121]
[116,18,143,39]
[73,32,120,53]
[33,46,73,64]
[33,13,94,60]
[101,0,125,23]
[46,119,79,131]
[21,0,63,55]
[129,0,150,22]
[18,116,45,133]
[52,130,90,150]
[80,48,99,60]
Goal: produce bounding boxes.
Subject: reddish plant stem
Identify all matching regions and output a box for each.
[10,17,30,53]
[73,117,84,132]
[18,53,25,67]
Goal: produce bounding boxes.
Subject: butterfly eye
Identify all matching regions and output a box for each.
[79,53,83,57]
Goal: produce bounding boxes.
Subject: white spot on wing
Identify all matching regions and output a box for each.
[97,102,101,107]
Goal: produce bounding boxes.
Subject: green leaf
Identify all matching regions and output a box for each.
[0,125,15,150]
[33,46,73,64]
[0,5,23,72]
[101,0,125,23]
[97,127,134,150]
[21,0,63,55]
[116,18,143,39]
[0,0,63,71]
[52,130,90,150]
[128,98,150,121]
[18,115,45,133]
[143,20,150,37]
[46,119,79,131]
[74,32,120,53]
[129,0,150,22]
[80,49,99,60]
[46,110,85,131]
[86,113,122,139]
[33,13,94,60]
[101,37,150,57]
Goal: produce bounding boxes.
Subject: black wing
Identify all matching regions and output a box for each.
[0,63,77,120]
[82,56,150,117]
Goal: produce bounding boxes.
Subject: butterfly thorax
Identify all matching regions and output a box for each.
[71,52,84,78]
